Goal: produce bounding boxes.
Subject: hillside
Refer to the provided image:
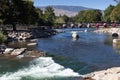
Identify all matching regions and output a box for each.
[37,5,95,17]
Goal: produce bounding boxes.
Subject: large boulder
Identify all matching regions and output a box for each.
[3,48,14,54]
[11,48,26,55]
[83,67,120,80]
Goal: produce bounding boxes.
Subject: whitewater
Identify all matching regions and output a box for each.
[0,57,80,80]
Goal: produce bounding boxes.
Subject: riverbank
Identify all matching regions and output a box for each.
[83,67,120,80]
[0,46,46,58]
[6,27,57,41]
[94,28,120,35]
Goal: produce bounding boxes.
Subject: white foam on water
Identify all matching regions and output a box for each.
[0,57,80,80]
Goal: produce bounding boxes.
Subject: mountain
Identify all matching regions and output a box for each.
[37,5,95,17]
[47,5,94,12]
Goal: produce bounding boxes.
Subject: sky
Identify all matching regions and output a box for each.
[34,0,117,10]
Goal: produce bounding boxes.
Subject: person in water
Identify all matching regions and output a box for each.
[112,22,116,27]
[103,23,107,28]
[95,23,99,28]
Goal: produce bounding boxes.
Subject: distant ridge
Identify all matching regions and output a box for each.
[46,5,94,12]
[36,5,96,17]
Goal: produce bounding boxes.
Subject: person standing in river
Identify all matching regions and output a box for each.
[112,22,116,27]
[95,23,99,29]
[103,23,107,28]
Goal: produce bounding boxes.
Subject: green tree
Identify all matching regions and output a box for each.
[0,0,9,24]
[110,3,120,22]
[62,15,69,23]
[16,0,38,25]
[0,0,39,30]
[55,17,65,24]
[74,10,102,23]
[75,10,86,22]
[36,8,45,26]
[103,5,115,22]
[44,6,55,26]
[84,10,102,22]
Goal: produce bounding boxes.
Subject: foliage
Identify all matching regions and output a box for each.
[0,32,7,44]
[2,0,119,27]
[36,8,45,26]
[0,0,38,25]
[62,15,69,23]
[74,10,102,23]
[43,6,55,26]
[103,5,115,22]
[110,3,120,22]
[55,17,65,24]
[0,1,57,27]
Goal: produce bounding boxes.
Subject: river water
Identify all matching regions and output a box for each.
[0,28,120,80]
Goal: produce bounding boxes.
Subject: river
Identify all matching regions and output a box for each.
[0,28,120,80]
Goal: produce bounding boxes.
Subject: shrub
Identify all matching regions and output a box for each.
[0,32,7,44]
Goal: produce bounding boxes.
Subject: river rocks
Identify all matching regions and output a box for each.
[27,42,37,46]
[72,32,79,38]
[113,39,120,44]
[7,31,32,40]
[11,48,26,55]
[24,50,46,57]
[94,28,111,33]
[112,33,119,37]
[3,48,14,54]
[30,39,38,42]
[83,67,120,80]
[94,28,120,37]
[7,29,56,41]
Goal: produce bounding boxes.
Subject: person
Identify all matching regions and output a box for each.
[95,23,99,28]
[103,23,107,28]
[78,23,82,28]
[112,22,116,27]
[87,23,91,28]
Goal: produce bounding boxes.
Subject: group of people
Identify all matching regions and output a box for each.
[61,22,117,29]
[84,22,117,28]
[95,22,117,28]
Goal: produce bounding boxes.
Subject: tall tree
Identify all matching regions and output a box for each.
[36,8,45,26]
[103,5,115,22]
[0,0,39,26]
[44,6,55,26]
[0,0,10,24]
[110,3,120,22]
[62,15,69,23]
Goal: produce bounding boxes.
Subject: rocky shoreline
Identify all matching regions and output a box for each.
[6,28,57,41]
[0,46,46,58]
[83,67,120,80]
[94,28,120,36]
[0,28,56,57]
